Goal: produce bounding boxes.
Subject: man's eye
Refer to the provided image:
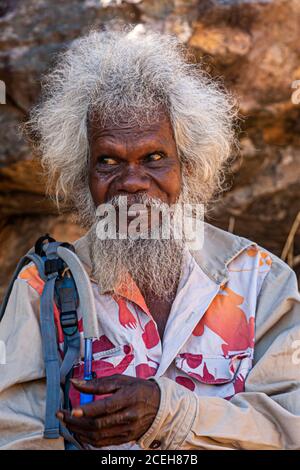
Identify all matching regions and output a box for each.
[146,153,164,163]
[98,156,118,165]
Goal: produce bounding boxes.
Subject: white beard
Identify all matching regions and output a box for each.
[87,193,186,301]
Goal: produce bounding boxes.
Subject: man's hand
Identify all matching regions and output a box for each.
[56,374,160,448]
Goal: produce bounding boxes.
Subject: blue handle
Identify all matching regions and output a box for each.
[80,339,94,405]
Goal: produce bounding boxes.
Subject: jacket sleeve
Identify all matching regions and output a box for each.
[0,277,64,450]
[138,254,300,450]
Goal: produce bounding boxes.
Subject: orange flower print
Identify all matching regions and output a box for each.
[193,286,255,356]
[259,250,272,268]
[246,246,259,257]
[246,245,272,268]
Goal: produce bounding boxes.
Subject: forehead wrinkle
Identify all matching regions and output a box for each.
[91,120,167,137]
[91,124,175,156]
[88,107,172,143]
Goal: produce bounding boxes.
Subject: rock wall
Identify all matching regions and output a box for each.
[0,0,300,299]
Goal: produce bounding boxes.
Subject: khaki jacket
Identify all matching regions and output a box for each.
[0,222,300,450]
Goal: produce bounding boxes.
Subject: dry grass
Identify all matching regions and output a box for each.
[281,211,300,270]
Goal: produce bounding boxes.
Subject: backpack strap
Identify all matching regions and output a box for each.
[56,246,99,339]
[56,245,100,408]
[55,275,81,386]
[0,238,73,439]
[0,235,97,447]
[41,242,84,440]
[40,241,66,439]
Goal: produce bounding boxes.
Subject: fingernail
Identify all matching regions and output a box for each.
[71,408,83,418]
[56,412,64,420]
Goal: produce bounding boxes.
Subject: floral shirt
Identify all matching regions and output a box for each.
[1,222,299,450]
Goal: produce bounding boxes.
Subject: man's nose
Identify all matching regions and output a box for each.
[116,165,151,193]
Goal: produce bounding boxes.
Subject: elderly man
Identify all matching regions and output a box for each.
[0,29,300,451]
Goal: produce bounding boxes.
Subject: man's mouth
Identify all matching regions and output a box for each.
[97,194,173,240]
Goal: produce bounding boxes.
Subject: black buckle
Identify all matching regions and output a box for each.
[60,310,78,335]
[56,284,79,336]
[45,258,65,276]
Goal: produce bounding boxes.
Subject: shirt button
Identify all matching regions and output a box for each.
[149,440,161,449]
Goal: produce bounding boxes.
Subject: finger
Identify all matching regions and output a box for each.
[71,388,129,418]
[57,410,98,431]
[70,374,132,395]
[63,408,136,438]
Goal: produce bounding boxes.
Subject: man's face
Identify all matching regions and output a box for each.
[87,111,185,299]
[88,111,181,208]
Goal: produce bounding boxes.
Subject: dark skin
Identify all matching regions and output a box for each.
[57,110,182,447]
